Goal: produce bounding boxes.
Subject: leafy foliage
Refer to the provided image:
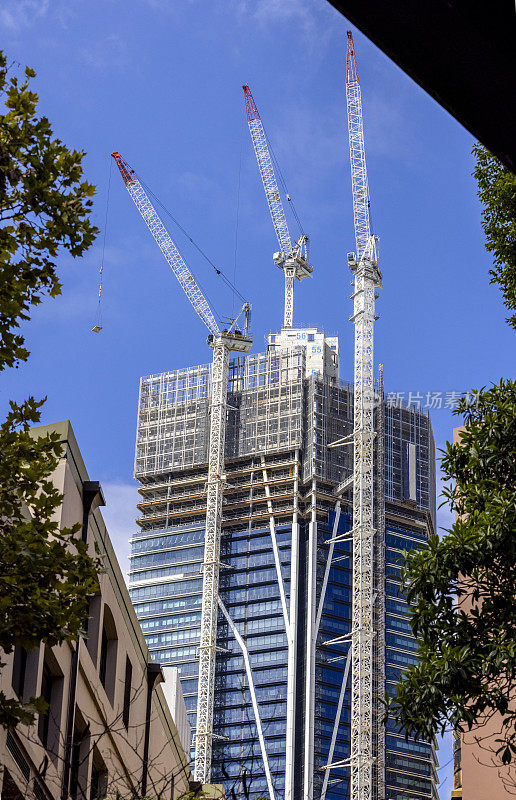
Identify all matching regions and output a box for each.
[0,52,99,728]
[388,383,516,761]
[0,400,100,728]
[389,146,516,764]
[0,52,97,371]
[472,143,516,330]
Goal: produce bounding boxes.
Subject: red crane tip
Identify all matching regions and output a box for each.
[243,84,260,122]
[111,151,136,186]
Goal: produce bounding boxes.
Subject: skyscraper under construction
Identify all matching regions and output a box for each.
[111,26,441,800]
[128,327,439,800]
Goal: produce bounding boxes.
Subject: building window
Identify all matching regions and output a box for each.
[308,333,315,342]
[99,605,118,704]
[70,714,90,800]
[123,656,132,730]
[11,646,27,699]
[90,747,108,800]
[37,649,63,760]
[99,627,108,687]
[38,663,52,748]
[85,593,102,664]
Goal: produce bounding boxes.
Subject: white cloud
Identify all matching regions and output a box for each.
[233,0,341,53]
[0,0,49,31]
[100,481,140,581]
[251,0,316,31]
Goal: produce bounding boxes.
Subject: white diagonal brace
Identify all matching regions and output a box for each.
[218,598,276,800]
[261,457,290,637]
[315,501,341,639]
[320,648,352,800]
[285,449,300,800]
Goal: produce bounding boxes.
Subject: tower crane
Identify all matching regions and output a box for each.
[111,152,252,785]
[345,31,383,800]
[243,84,312,329]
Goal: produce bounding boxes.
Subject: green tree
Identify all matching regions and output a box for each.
[472,143,516,330]
[388,147,516,763]
[0,52,99,728]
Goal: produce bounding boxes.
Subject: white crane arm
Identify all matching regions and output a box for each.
[243,85,293,257]
[346,36,372,262]
[111,151,220,337]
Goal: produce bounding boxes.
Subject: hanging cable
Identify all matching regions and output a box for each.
[137,174,248,306]
[261,120,305,239]
[232,113,245,313]
[92,157,112,332]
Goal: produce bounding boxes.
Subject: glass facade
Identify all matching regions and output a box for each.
[313,509,352,800]
[129,521,293,799]
[129,339,438,800]
[384,519,439,800]
[213,523,292,798]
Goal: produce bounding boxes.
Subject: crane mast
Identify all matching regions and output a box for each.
[243,85,312,328]
[345,31,383,800]
[111,152,252,785]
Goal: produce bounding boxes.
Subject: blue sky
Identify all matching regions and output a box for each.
[2,1,513,791]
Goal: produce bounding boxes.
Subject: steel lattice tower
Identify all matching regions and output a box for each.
[111,152,252,784]
[345,31,383,800]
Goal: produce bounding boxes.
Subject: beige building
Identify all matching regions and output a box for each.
[0,421,194,800]
[451,427,516,799]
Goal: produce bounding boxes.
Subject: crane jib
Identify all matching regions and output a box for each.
[111,151,220,338]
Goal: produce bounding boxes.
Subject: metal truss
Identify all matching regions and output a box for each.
[349,242,382,800]
[261,450,300,799]
[243,86,312,329]
[346,30,383,800]
[111,152,219,337]
[243,86,292,257]
[345,43,370,263]
[284,269,295,329]
[195,338,229,783]
[112,151,254,786]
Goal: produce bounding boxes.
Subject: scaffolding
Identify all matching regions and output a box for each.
[133,345,436,799]
[135,348,306,479]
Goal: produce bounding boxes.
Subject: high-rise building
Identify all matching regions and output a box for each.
[128,327,438,800]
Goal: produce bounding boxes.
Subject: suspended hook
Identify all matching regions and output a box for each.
[92,264,103,333]
[92,158,112,333]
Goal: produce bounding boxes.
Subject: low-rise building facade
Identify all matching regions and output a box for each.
[0,421,192,800]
